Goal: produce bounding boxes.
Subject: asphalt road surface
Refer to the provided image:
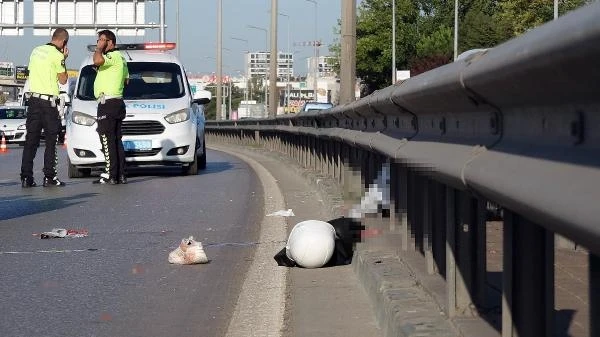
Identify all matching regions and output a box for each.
[0,144,264,337]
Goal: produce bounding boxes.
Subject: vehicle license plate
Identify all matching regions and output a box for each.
[123,140,152,151]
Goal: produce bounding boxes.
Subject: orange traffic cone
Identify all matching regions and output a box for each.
[0,134,7,154]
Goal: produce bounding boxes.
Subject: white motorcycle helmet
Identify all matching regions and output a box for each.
[286,220,336,268]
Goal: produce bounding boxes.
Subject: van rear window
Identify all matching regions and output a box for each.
[76,62,185,100]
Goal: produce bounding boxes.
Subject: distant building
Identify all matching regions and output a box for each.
[307,56,336,78]
[245,51,293,80]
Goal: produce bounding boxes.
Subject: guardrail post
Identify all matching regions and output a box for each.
[301,135,308,168]
[293,135,299,163]
[423,178,435,274]
[334,141,341,181]
[448,191,478,316]
[327,140,334,178]
[446,186,458,317]
[321,139,327,175]
[307,136,313,169]
[253,130,260,146]
[284,134,289,157]
[476,198,487,308]
[433,181,446,277]
[340,143,350,186]
[388,161,398,235]
[311,137,318,172]
[591,253,600,337]
[366,152,374,190]
[321,139,327,174]
[407,171,420,251]
[502,211,554,337]
[399,167,410,251]
[415,174,425,252]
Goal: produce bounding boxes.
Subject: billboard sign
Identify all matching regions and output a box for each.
[0,62,14,80]
[33,0,146,36]
[0,1,25,36]
[15,66,28,82]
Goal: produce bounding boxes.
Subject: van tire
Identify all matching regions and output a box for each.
[198,140,207,170]
[183,154,198,176]
[68,159,91,178]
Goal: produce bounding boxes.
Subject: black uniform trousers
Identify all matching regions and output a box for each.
[20,96,61,179]
[97,98,126,180]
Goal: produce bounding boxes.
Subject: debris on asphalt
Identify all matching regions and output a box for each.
[168,236,209,265]
[266,209,295,217]
[39,228,89,239]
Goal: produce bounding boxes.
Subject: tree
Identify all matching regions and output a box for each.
[495,0,588,37]
[410,25,453,75]
[460,0,508,51]
[330,0,591,97]
[205,82,247,120]
[355,0,419,95]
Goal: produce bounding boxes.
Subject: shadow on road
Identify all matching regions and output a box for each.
[0,193,98,221]
[123,161,236,179]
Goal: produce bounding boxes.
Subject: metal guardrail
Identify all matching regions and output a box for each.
[206,3,600,337]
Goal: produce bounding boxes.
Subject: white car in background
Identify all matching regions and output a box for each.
[20,78,73,144]
[0,106,27,145]
[66,42,211,178]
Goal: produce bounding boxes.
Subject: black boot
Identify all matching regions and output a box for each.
[118,175,128,184]
[21,176,37,188]
[43,176,66,187]
[93,177,117,185]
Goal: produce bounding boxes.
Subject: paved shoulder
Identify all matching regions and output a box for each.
[213,145,288,337]
[210,143,381,337]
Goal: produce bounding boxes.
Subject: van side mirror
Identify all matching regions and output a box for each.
[192,89,211,105]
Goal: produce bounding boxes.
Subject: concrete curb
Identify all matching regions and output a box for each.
[354,251,459,337]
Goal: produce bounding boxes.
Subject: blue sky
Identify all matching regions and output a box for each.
[0,0,348,76]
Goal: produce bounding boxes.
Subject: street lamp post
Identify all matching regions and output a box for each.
[453,0,458,61]
[279,12,291,112]
[247,24,269,112]
[392,0,396,84]
[268,0,278,117]
[305,0,318,102]
[176,0,180,57]
[159,0,166,42]
[216,0,223,120]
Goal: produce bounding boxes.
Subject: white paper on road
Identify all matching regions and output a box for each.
[266,209,295,217]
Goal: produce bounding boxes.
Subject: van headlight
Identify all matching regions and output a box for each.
[72,111,97,126]
[164,109,189,124]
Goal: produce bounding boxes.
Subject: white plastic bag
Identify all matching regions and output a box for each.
[168,236,209,265]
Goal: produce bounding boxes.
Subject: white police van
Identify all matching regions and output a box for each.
[66,42,210,177]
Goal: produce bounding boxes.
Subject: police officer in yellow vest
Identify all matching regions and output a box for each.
[20,28,69,187]
[92,30,129,185]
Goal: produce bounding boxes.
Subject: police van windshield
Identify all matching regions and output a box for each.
[0,107,26,119]
[76,62,186,100]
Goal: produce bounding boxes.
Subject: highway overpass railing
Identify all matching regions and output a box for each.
[206,3,600,336]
